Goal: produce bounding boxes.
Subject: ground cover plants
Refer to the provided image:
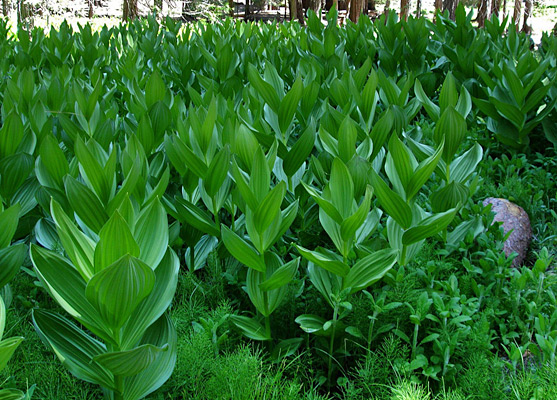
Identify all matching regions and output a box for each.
[0,5,557,399]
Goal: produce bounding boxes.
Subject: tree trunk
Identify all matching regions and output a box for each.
[491,0,500,18]
[477,0,489,27]
[245,0,251,19]
[522,0,532,33]
[383,0,390,17]
[2,0,8,16]
[88,0,94,18]
[349,0,364,22]
[512,0,520,29]
[400,0,409,20]
[122,0,138,20]
[309,0,320,14]
[228,0,234,16]
[434,0,442,21]
[296,0,304,23]
[154,0,163,12]
[443,0,457,20]
[416,0,421,17]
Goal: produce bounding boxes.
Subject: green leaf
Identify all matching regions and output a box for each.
[221,225,265,272]
[370,110,394,161]
[388,134,414,193]
[402,208,457,245]
[38,135,69,190]
[145,71,166,109]
[174,198,219,237]
[329,158,354,218]
[340,186,372,242]
[414,79,440,121]
[283,124,316,178]
[0,113,24,158]
[295,245,349,277]
[134,199,169,268]
[0,153,34,199]
[301,182,343,224]
[248,64,280,113]
[122,314,177,400]
[405,139,444,202]
[249,147,270,203]
[30,245,112,341]
[75,138,112,204]
[50,200,96,281]
[343,249,397,293]
[0,388,25,400]
[295,314,327,335]
[338,117,358,163]
[434,107,466,163]
[0,244,26,289]
[0,336,24,372]
[230,315,270,341]
[0,204,20,249]
[120,250,179,349]
[431,182,469,213]
[85,255,155,330]
[259,258,299,291]
[439,72,458,112]
[254,181,285,236]
[204,146,231,199]
[369,169,412,229]
[279,77,303,134]
[32,309,114,389]
[449,143,482,183]
[94,212,139,273]
[64,176,108,234]
[93,343,168,377]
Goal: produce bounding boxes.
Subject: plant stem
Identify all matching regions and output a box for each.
[367,312,378,351]
[411,323,419,360]
[327,305,339,389]
[401,245,408,266]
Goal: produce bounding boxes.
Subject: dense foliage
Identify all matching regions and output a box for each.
[0,6,556,399]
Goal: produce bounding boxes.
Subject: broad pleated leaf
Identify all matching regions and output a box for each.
[94,343,168,377]
[295,245,349,277]
[259,258,299,291]
[85,255,155,330]
[221,226,265,272]
[343,249,397,293]
[0,205,20,249]
[369,169,412,229]
[134,200,168,268]
[94,212,139,273]
[32,310,114,389]
[402,208,457,245]
[230,315,270,341]
[0,244,26,289]
[64,176,108,234]
[50,200,95,281]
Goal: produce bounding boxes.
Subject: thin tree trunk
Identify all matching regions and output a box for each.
[298,0,305,23]
[501,0,507,19]
[443,0,457,20]
[245,0,251,19]
[383,0,390,17]
[228,0,234,16]
[400,0,409,20]
[123,0,138,20]
[512,0,520,29]
[434,0,442,21]
[2,0,8,16]
[349,0,364,22]
[491,0,500,18]
[416,0,421,17]
[87,0,94,18]
[522,0,531,33]
[477,0,489,27]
